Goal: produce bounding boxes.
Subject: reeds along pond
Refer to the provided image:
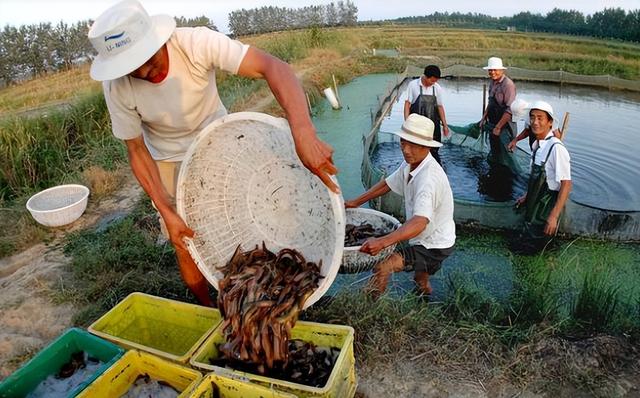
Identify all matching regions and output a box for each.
[0,92,125,201]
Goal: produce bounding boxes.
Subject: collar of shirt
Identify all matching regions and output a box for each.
[405,153,434,182]
[419,79,436,90]
[533,130,555,149]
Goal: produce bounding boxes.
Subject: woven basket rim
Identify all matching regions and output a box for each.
[343,207,400,251]
[25,184,90,214]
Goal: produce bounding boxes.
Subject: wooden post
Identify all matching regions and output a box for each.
[305,92,312,115]
[482,83,487,117]
[559,112,570,141]
[332,74,341,104]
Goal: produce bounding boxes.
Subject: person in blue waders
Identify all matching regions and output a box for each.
[403,65,450,165]
[514,101,572,254]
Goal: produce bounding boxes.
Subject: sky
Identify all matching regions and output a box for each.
[0,0,638,33]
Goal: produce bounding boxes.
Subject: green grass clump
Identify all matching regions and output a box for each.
[60,197,197,326]
[249,27,343,63]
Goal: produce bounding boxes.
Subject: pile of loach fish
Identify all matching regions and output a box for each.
[211,339,339,387]
[216,243,323,375]
[344,223,388,247]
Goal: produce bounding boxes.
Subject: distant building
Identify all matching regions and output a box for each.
[506,26,517,32]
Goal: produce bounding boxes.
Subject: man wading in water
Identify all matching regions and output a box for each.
[345,114,456,298]
[404,65,450,165]
[88,0,338,306]
[515,101,572,253]
[479,57,519,171]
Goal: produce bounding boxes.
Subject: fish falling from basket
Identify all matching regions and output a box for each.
[216,243,326,375]
[341,208,401,274]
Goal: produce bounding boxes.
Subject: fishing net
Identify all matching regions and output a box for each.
[449,122,481,139]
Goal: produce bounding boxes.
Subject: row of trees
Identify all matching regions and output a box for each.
[1,5,637,85]
[389,8,640,42]
[228,1,358,37]
[0,21,93,84]
[0,16,216,85]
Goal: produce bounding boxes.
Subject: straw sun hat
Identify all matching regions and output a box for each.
[394,114,442,148]
[88,0,176,81]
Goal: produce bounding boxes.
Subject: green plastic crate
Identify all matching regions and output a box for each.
[88,292,222,363]
[0,328,124,398]
[190,321,357,398]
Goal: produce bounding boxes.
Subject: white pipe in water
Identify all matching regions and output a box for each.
[323,87,341,109]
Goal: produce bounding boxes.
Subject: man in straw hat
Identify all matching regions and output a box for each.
[345,114,456,298]
[514,101,572,253]
[88,0,338,306]
[479,57,519,170]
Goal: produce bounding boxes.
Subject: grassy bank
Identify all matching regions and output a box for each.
[0,64,101,117]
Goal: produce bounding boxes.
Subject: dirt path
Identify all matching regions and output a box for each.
[0,176,141,378]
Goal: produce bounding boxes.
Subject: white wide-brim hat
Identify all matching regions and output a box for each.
[529,100,555,120]
[510,98,530,120]
[394,114,442,148]
[88,0,176,81]
[483,56,507,70]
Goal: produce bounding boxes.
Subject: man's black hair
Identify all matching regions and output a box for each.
[424,65,441,78]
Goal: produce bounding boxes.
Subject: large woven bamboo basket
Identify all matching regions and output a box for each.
[176,112,345,309]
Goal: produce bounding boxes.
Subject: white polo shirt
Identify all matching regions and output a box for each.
[405,78,444,106]
[103,27,249,161]
[385,153,456,249]
[531,131,571,191]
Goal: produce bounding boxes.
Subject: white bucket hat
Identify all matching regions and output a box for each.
[394,114,442,148]
[88,0,176,81]
[483,57,507,70]
[510,98,530,120]
[529,100,554,121]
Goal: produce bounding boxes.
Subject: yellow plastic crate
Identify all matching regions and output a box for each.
[190,321,357,398]
[88,292,222,363]
[77,350,202,397]
[188,373,297,398]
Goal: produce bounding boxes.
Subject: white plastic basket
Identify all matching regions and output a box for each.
[342,208,400,274]
[176,112,345,309]
[25,184,90,227]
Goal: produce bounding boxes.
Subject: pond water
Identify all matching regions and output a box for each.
[376,78,640,211]
[313,73,640,302]
[312,73,402,200]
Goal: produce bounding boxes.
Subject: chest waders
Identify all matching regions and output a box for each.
[523,139,562,240]
[485,95,520,172]
[409,85,442,164]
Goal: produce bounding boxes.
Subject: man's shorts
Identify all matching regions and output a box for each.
[152,161,181,239]
[397,244,454,275]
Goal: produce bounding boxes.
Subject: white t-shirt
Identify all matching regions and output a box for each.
[385,154,456,249]
[531,131,571,191]
[103,27,250,161]
[405,78,444,106]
